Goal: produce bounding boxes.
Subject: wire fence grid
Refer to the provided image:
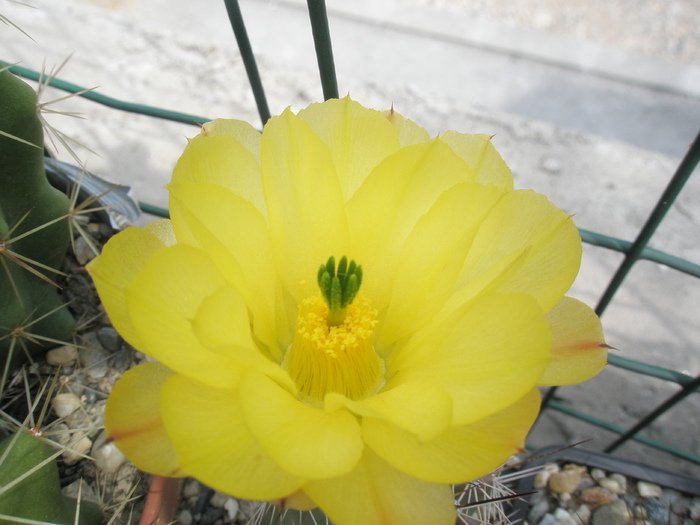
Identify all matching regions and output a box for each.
[3,0,699,469]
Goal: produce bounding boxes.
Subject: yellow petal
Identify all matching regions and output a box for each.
[455,189,581,312]
[260,108,350,303]
[169,181,288,361]
[297,97,401,200]
[304,448,455,525]
[325,380,453,442]
[160,374,303,500]
[539,296,608,386]
[200,118,261,160]
[363,388,540,483]
[390,293,550,425]
[383,108,431,146]
[238,371,363,479]
[125,244,242,388]
[377,181,503,349]
[86,220,174,348]
[346,139,476,316]
[171,120,265,216]
[439,131,514,191]
[104,362,182,477]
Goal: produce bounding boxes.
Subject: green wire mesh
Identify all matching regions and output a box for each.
[4,0,699,467]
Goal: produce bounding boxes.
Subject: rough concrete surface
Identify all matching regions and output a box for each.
[2,0,699,476]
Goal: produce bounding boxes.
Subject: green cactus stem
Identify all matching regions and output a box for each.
[0,431,102,525]
[0,70,75,370]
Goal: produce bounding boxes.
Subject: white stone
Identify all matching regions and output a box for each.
[599,477,623,494]
[46,345,79,366]
[574,504,591,524]
[91,431,127,474]
[590,468,607,482]
[554,507,580,525]
[224,498,239,521]
[61,435,92,465]
[637,481,663,498]
[52,393,82,418]
[177,510,193,525]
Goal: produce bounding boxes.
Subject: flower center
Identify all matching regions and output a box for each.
[283,257,384,405]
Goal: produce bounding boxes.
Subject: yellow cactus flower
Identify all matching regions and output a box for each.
[88,97,607,525]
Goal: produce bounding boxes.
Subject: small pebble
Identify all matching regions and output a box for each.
[184,479,201,500]
[579,487,617,509]
[549,465,584,494]
[46,345,79,367]
[691,498,700,520]
[178,510,193,525]
[97,326,122,351]
[600,477,624,494]
[609,473,628,493]
[61,435,92,465]
[78,345,110,381]
[591,499,632,525]
[74,235,97,265]
[554,507,579,525]
[590,468,607,482]
[539,513,563,525]
[574,503,591,524]
[92,431,127,474]
[530,499,551,523]
[637,481,663,498]
[224,498,239,521]
[52,392,82,418]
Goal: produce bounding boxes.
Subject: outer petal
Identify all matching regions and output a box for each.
[160,374,303,500]
[171,119,265,216]
[389,293,550,425]
[169,181,289,361]
[238,371,363,479]
[377,181,503,349]
[297,97,401,200]
[363,388,540,483]
[383,109,431,146]
[304,448,455,525]
[86,220,174,348]
[104,362,181,477]
[125,244,242,388]
[539,296,608,386]
[261,108,349,303]
[439,131,514,191]
[324,380,453,442]
[346,140,476,316]
[455,189,581,312]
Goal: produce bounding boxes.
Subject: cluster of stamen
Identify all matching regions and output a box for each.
[283,256,384,405]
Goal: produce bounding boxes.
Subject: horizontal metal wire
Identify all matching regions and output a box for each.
[546,400,700,465]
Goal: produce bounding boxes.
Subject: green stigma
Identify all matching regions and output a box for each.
[317,256,363,326]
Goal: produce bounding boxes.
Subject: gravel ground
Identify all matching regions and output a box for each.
[406,0,700,64]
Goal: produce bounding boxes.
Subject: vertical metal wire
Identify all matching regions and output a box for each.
[595,129,700,316]
[306,0,339,100]
[223,0,272,126]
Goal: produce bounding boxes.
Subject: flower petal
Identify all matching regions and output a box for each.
[439,131,514,191]
[363,388,540,483]
[325,380,453,442]
[346,139,476,315]
[304,448,455,525]
[539,296,608,386]
[389,293,550,425]
[377,181,503,349]
[260,108,350,303]
[125,244,241,388]
[104,362,181,476]
[383,108,431,146]
[238,371,363,479]
[171,119,265,216]
[169,181,289,361]
[160,373,303,500]
[455,189,581,312]
[297,97,401,200]
[86,220,174,348]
